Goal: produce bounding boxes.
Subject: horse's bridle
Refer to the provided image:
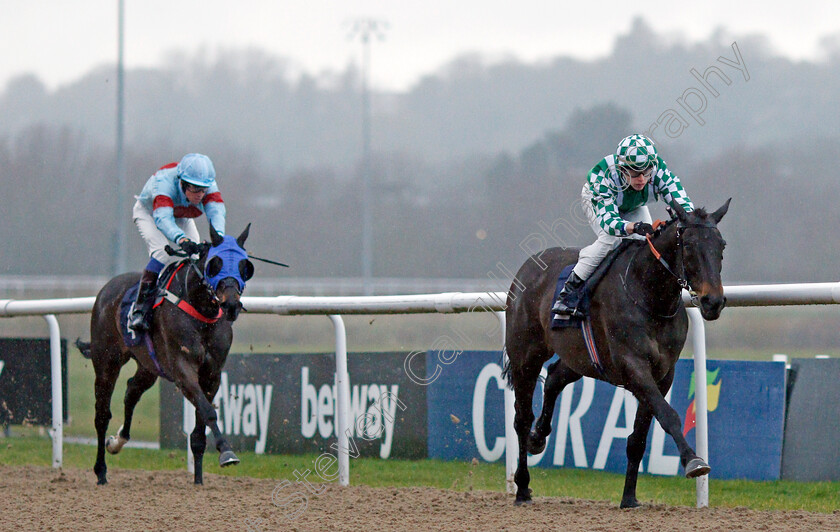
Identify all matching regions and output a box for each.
[152,259,222,324]
[182,259,222,304]
[621,221,718,318]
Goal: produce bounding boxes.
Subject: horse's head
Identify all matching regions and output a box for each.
[670,199,731,320]
[204,223,254,321]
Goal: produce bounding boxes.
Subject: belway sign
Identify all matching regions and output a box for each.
[160,352,427,459]
[427,351,786,481]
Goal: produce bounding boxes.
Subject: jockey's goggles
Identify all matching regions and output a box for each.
[619,165,654,179]
[183,183,209,194]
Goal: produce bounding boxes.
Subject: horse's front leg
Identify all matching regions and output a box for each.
[177,366,240,481]
[626,364,710,479]
[191,407,208,485]
[529,360,581,454]
[621,400,654,508]
[196,356,239,469]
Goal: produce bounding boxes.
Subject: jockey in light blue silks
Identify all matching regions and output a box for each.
[128,153,226,332]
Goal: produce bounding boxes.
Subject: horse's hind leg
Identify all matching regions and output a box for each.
[92,348,123,485]
[106,366,158,454]
[507,343,550,505]
[528,359,582,454]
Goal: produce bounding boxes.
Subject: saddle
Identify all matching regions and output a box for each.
[549,239,636,328]
[548,240,642,377]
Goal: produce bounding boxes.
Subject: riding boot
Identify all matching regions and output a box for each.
[551,272,586,318]
[128,270,159,332]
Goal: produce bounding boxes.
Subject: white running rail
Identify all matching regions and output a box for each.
[3,282,840,508]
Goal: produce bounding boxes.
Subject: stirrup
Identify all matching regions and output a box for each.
[551,298,580,316]
[128,301,152,331]
[128,313,150,332]
[554,307,583,319]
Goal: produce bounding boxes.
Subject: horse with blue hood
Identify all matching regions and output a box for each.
[77,222,256,486]
[204,223,254,320]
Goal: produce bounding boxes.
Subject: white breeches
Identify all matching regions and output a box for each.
[133,200,199,265]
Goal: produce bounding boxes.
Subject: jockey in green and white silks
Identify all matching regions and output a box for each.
[128,153,226,332]
[552,134,695,319]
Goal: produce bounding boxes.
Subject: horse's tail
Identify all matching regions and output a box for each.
[75,338,92,359]
[500,348,514,389]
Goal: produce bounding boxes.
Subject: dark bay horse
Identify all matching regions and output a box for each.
[77,224,254,485]
[503,199,730,507]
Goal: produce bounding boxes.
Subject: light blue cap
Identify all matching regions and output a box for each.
[176,153,216,187]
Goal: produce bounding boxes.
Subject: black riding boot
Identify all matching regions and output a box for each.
[551,271,586,318]
[128,270,159,332]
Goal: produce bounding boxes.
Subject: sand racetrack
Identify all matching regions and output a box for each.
[2,465,839,531]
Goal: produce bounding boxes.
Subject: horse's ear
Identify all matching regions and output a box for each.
[710,198,731,225]
[239,259,255,281]
[209,224,224,247]
[236,223,251,249]
[670,202,688,222]
[206,256,223,278]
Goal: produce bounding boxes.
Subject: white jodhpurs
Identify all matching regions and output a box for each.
[133,200,200,265]
[572,189,652,281]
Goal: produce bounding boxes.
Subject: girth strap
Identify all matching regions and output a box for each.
[143,333,173,382]
[580,318,606,378]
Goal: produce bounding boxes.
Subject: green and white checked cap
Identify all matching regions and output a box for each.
[615,134,657,171]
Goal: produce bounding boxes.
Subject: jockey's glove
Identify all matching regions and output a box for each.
[179,239,201,256]
[632,222,655,236]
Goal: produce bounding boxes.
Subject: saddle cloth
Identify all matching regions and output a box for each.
[119,263,178,348]
[119,282,144,347]
[118,278,174,381]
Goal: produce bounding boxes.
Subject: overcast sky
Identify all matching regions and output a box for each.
[2,1,838,92]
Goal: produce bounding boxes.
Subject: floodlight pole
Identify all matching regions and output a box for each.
[114,0,128,275]
[348,19,387,295]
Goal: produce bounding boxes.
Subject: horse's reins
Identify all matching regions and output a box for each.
[621,220,717,318]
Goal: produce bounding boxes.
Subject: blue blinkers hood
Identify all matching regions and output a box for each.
[205,235,250,291]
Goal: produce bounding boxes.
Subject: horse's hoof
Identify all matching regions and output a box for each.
[96,478,108,486]
[219,450,240,467]
[106,425,128,454]
[685,458,711,478]
[620,498,641,509]
[526,432,547,455]
[514,488,533,505]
